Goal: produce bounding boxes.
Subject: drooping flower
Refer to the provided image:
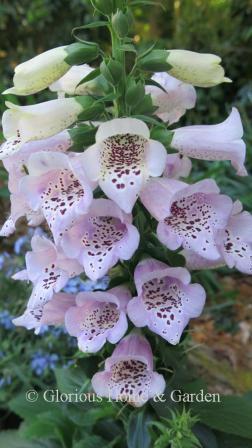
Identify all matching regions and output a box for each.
[146,72,196,124]
[65,286,131,352]
[2,130,72,192]
[164,154,192,179]
[183,201,252,275]
[19,151,93,242]
[0,194,44,238]
[127,258,206,344]
[60,198,140,280]
[140,178,233,260]
[13,235,82,310]
[217,204,252,274]
[166,50,231,88]
[50,64,103,96]
[13,292,76,333]
[0,131,72,236]
[92,332,165,407]
[80,118,167,212]
[139,49,231,88]
[170,108,247,176]
[2,43,99,96]
[1,96,96,158]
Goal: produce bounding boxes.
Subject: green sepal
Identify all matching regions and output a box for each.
[138,49,171,72]
[65,42,100,65]
[100,59,123,85]
[150,126,174,149]
[91,0,116,15]
[112,10,129,38]
[69,125,97,151]
[125,79,145,106]
[75,96,105,120]
[131,93,156,115]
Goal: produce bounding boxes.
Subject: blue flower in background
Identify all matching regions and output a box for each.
[0,310,15,330]
[30,350,59,376]
[63,276,109,294]
[0,375,12,388]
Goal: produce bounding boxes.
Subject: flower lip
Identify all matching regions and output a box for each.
[95,118,150,143]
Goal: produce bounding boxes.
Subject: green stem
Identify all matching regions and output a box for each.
[109,22,126,116]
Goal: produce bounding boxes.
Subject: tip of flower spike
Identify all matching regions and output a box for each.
[224,77,232,83]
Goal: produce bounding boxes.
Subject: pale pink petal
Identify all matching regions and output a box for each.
[127,297,149,327]
[140,177,187,221]
[65,295,126,353]
[60,200,139,280]
[128,263,206,345]
[218,211,252,274]
[148,372,166,399]
[182,249,225,270]
[153,180,233,259]
[12,269,29,281]
[106,333,153,370]
[83,119,165,213]
[107,312,128,344]
[144,139,167,177]
[0,216,16,237]
[108,285,132,311]
[91,333,164,407]
[134,258,168,294]
[78,332,107,353]
[171,108,247,176]
[92,371,111,396]
[42,292,76,325]
[164,154,192,179]
[95,118,149,142]
[146,72,196,124]
[78,144,100,182]
[75,291,119,307]
[116,224,140,260]
[65,306,87,337]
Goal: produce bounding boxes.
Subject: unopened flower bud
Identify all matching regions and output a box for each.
[3,42,99,96]
[112,10,129,38]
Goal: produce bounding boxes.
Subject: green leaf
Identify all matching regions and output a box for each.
[54,366,87,394]
[76,67,101,87]
[69,125,97,151]
[137,42,157,60]
[193,424,219,448]
[72,21,108,41]
[145,78,167,94]
[119,44,137,53]
[73,435,107,448]
[21,409,74,447]
[8,391,58,421]
[131,115,163,126]
[191,395,252,439]
[127,411,151,448]
[0,430,57,448]
[130,0,166,11]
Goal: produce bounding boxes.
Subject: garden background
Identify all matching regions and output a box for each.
[0,0,252,447]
